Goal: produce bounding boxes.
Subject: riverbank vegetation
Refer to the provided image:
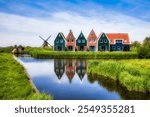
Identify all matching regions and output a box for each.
[131,36,150,58]
[0,53,52,99]
[23,47,137,59]
[87,59,150,93]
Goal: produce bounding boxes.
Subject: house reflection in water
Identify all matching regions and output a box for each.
[54,59,87,82]
[65,59,76,83]
[76,60,87,81]
[54,59,65,80]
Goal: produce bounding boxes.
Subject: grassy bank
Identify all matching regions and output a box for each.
[87,59,150,93]
[0,46,13,53]
[23,47,137,59]
[0,53,52,99]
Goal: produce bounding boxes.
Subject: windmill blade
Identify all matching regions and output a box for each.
[47,42,53,48]
[39,36,46,41]
[46,35,51,41]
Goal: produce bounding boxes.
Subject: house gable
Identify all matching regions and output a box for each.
[54,32,65,45]
[87,29,97,41]
[76,32,87,46]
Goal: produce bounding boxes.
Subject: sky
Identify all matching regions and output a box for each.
[0,0,150,47]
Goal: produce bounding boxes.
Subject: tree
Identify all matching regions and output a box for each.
[131,41,141,48]
[143,36,150,47]
[137,36,150,58]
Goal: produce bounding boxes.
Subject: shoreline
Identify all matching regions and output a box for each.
[13,55,39,93]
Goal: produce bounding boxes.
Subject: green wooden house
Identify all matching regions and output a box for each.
[54,32,66,51]
[76,32,87,51]
[98,33,110,51]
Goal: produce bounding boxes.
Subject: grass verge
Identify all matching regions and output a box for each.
[0,53,52,99]
[23,47,137,59]
[87,59,150,93]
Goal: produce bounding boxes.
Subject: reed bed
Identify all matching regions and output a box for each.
[87,59,150,93]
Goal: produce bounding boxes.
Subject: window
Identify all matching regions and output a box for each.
[104,39,107,43]
[112,46,116,50]
[72,40,74,42]
[100,40,103,43]
[82,40,85,43]
[68,40,69,42]
[116,40,122,43]
[78,40,81,43]
[56,40,59,43]
[117,46,121,50]
[60,39,63,43]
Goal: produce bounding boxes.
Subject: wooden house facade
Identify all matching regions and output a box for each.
[106,33,130,51]
[76,32,87,51]
[87,29,97,51]
[66,30,76,51]
[54,32,66,51]
[53,31,131,52]
[98,33,110,51]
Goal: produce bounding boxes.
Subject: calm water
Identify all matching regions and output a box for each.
[16,56,150,100]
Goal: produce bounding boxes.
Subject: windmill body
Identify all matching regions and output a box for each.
[39,35,53,48]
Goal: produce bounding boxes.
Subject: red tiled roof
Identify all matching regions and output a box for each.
[106,33,130,44]
[66,30,75,40]
[87,29,97,40]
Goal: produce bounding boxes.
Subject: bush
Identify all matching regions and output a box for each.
[137,46,150,58]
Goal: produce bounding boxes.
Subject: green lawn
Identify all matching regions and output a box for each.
[0,53,52,99]
[23,47,137,59]
[87,59,150,93]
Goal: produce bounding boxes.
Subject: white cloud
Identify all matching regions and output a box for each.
[0,11,150,47]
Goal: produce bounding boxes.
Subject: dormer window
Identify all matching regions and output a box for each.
[116,40,122,43]
[82,40,85,43]
[100,40,103,43]
[78,40,81,43]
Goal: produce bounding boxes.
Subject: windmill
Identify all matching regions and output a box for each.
[39,35,53,48]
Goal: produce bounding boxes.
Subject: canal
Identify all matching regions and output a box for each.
[16,56,150,100]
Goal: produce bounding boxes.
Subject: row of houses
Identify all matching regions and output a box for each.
[54,29,130,51]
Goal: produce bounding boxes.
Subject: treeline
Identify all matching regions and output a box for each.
[131,36,150,58]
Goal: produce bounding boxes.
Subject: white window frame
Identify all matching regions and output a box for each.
[78,40,81,43]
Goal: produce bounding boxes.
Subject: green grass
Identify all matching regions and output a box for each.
[87,59,150,93]
[23,47,137,59]
[0,53,52,100]
[0,46,13,53]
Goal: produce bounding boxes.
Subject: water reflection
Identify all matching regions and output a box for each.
[17,56,150,100]
[54,59,87,82]
[88,74,150,100]
[54,59,65,80]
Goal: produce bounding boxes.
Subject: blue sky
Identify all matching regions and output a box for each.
[0,0,150,46]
